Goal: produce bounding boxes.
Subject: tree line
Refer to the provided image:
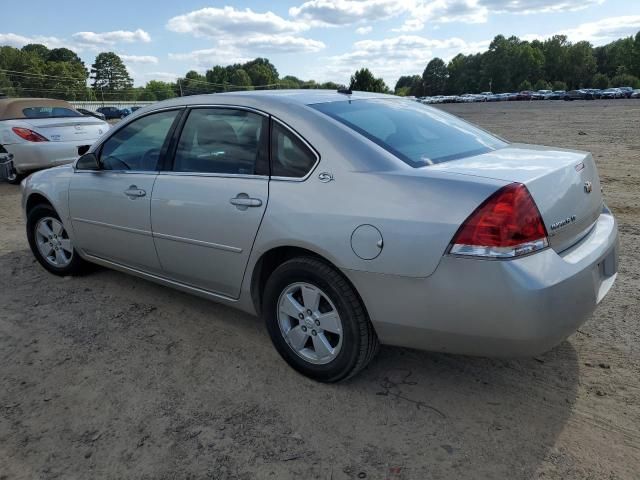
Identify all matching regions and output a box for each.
[396,32,640,97]
[1,30,638,102]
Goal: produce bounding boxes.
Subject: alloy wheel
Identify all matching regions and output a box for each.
[35,216,73,268]
[277,282,343,365]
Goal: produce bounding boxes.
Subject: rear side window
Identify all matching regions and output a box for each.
[100,110,179,171]
[271,122,317,178]
[311,99,506,167]
[23,106,81,118]
[173,108,268,175]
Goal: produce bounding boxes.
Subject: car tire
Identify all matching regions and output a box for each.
[263,256,379,382]
[27,204,90,276]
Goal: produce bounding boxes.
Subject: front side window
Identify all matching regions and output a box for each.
[99,110,179,171]
[311,99,506,167]
[271,122,317,178]
[173,108,268,175]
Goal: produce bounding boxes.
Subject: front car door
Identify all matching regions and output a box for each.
[69,108,182,273]
[151,107,269,298]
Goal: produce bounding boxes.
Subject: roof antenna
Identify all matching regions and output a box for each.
[337,87,352,95]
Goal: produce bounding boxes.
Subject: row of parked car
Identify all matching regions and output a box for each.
[420,87,640,104]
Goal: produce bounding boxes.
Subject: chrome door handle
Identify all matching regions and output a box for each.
[230,193,262,210]
[124,185,146,198]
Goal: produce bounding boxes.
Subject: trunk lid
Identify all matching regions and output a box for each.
[430,144,603,252]
[23,116,107,142]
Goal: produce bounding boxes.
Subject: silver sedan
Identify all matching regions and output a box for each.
[21,90,619,382]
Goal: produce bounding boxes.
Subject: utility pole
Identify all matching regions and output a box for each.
[178,79,183,97]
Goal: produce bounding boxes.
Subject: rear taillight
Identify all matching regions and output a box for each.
[450,183,548,258]
[12,127,49,142]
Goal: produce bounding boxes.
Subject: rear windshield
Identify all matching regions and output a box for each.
[22,106,81,119]
[311,99,506,167]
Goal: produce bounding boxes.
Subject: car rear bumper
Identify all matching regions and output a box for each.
[345,209,619,357]
[5,140,96,173]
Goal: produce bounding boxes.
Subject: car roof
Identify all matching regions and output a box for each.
[0,98,76,120]
[153,89,395,111]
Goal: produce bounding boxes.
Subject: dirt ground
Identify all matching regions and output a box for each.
[0,99,638,480]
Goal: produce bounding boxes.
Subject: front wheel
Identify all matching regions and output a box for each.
[27,205,89,276]
[263,257,379,382]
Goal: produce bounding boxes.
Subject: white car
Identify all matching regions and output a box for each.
[0,98,109,184]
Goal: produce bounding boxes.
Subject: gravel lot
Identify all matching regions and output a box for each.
[1,99,638,479]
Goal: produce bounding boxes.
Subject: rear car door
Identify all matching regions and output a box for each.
[69,108,182,273]
[151,107,269,298]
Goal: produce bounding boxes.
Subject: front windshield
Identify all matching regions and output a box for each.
[311,99,507,167]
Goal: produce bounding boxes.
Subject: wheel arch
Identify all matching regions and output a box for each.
[26,192,55,214]
[249,245,370,322]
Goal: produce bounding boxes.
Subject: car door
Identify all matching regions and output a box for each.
[69,108,182,272]
[151,107,269,298]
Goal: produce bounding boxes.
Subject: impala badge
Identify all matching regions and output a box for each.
[550,215,577,231]
[584,181,593,194]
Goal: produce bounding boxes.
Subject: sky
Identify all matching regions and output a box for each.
[2,1,639,88]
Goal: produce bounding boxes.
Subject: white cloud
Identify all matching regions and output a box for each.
[355,26,373,35]
[168,48,251,69]
[239,35,325,53]
[119,54,159,64]
[289,0,405,26]
[167,6,308,37]
[72,29,151,46]
[167,6,326,65]
[317,34,488,87]
[395,0,488,32]
[522,15,640,45]
[478,0,604,14]
[0,33,76,50]
[561,15,640,44]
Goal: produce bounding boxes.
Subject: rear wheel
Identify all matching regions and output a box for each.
[263,257,379,382]
[27,205,89,276]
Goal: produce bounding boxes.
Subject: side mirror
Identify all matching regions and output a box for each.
[76,153,100,171]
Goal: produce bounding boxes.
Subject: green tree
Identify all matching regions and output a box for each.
[349,68,388,93]
[21,43,49,61]
[422,58,448,95]
[565,41,596,88]
[610,73,640,88]
[205,65,229,91]
[180,70,209,95]
[518,79,532,91]
[244,58,278,86]
[552,80,567,91]
[144,80,176,100]
[591,73,610,89]
[542,35,569,85]
[394,74,423,96]
[47,48,83,65]
[533,79,551,90]
[90,52,133,99]
[230,68,252,88]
